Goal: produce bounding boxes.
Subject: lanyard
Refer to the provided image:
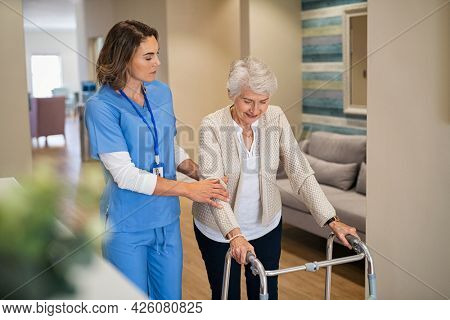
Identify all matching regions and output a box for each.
[119,86,160,164]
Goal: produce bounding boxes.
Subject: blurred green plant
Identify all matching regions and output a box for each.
[0,163,102,299]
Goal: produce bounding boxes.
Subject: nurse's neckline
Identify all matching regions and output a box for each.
[115,88,146,108]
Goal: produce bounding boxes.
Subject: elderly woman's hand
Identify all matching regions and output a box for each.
[328,221,359,249]
[227,228,254,264]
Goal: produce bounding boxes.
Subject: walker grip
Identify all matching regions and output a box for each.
[246,251,256,264]
[345,234,363,253]
[246,252,259,276]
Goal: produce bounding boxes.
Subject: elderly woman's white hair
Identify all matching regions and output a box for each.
[227,57,278,100]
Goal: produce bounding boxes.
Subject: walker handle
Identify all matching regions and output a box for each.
[345,234,363,254]
[244,251,269,299]
[246,251,256,264]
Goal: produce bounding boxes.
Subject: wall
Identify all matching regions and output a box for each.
[24,30,80,94]
[76,0,114,83]
[166,0,241,159]
[301,0,367,136]
[245,0,303,132]
[367,0,449,299]
[76,0,169,84]
[0,0,32,178]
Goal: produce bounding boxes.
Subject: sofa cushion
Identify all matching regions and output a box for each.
[323,185,366,232]
[356,162,367,195]
[276,179,366,232]
[308,131,366,164]
[305,154,358,190]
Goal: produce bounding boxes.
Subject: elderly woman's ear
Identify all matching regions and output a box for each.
[227,89,233,100]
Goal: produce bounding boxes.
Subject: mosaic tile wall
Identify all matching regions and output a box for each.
[301,0,367,136]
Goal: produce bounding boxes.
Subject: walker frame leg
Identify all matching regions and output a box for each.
[221,249,232,300]
[324,233,335,300]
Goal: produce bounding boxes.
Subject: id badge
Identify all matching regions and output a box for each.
[151,162,164,178]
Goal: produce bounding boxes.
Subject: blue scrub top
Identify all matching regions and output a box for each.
[85,80,180,232]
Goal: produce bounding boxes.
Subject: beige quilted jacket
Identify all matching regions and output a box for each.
[192,105,335,237]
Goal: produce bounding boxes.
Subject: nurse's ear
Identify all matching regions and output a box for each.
[123,67,133,86]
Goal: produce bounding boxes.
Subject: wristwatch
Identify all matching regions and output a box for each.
[326,215,340,226]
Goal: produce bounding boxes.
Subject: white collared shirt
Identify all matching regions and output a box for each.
[195,119,281,242]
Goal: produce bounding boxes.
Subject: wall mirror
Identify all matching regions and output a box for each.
[343,6,367,115]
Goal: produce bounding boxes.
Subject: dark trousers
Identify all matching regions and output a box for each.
[194,220,282,300]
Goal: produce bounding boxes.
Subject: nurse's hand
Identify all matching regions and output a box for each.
[185,178,229,208]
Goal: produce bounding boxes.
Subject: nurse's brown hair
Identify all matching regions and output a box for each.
[96,20,158,90]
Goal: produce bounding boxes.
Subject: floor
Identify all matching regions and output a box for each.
[31,117,365,300]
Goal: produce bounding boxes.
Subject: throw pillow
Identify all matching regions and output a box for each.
[305,153,359,190]
[308,131,366,164]
[356,162,367,195]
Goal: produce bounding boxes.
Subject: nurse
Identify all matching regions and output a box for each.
[85,20,228,299]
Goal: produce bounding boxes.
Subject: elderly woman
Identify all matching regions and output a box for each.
[192,57,358,300]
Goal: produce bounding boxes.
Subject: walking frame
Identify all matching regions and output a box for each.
[221,234,377,300]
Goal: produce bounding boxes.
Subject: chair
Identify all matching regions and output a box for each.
[52,87,77,117]
[29,96,66,146]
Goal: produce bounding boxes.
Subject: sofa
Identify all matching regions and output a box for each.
[276,131,367,241]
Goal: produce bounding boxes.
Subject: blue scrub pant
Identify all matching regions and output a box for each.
[103,218,183,299]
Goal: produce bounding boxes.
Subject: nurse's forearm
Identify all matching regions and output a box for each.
[153,176,190,197]
[176,159,199,181]
[153,176,230,209]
